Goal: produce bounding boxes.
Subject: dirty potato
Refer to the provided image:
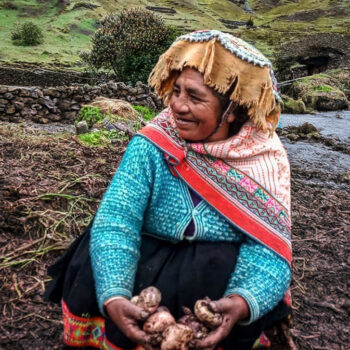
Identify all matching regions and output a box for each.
[161,324,194,350]
[143,310,176,334]
[131,286,162,313]
[194,298,222,329]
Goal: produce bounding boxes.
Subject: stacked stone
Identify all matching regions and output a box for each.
[0,81,162,124]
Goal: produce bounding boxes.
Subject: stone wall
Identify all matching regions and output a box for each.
[0,81,162,124]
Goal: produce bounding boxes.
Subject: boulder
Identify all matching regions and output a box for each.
[289,73,350,111]
[76,121,89,134]
[315,93,349,111]
[281,95,307,114]
[86,97,139,121]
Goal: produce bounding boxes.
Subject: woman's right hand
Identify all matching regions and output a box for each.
[105,298,153,349]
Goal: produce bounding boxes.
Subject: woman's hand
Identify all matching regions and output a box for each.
[194,295,250,350]
[105,298,154,349]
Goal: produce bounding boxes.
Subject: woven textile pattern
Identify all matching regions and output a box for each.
[90,136,291,324]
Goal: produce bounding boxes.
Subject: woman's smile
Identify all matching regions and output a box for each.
[175,116,197,128]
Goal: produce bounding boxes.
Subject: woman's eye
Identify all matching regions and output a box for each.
[190,95,200,102]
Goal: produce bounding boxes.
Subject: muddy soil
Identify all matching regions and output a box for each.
[0,121,349,350]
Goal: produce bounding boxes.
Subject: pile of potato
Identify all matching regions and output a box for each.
[131,287,222,350]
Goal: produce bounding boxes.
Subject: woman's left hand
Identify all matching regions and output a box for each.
[194,295,250,350]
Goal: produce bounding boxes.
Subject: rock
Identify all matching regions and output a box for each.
[7,87,18,93]
[297,123,318,135]
[316,94,349,111]
[86,97,139,120]
[32,89,44,98]
[57,100,72,111]
[73,95,84,102]
[14,101,25,110]
[287,133,299,142]
[4,93,14,100]
[282,95,306,114]
[6,105,16,114]
[47,114,62,121]
[32,104,42,110]
[288,73,350,111]
[38,117,50,124]
[43,88,61,98]
[20,108,37,117]
[0,98,8,105]
[64,111,77,120]
[71,104,81,111]
[76,121,89,134]
[22,97,35,105]
[19,89,31,97]
[146,96,157,111]
[38,97,56,110]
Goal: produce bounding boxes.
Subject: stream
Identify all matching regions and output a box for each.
[280,111,350,189]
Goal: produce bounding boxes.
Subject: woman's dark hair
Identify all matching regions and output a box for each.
[215,84,250,137]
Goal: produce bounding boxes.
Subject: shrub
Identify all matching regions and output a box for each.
[80,8,180,84]
[75,106,104,128]
[246,17,254,28]
[11,22,44,46]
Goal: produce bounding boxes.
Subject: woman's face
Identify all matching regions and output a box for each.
[169,68,234,142]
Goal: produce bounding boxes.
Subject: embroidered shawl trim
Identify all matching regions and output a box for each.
[138,114,292,264]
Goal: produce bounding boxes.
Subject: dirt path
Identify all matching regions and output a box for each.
[0,121,349,350]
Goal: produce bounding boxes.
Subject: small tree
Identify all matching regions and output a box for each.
[11,22,44,46]
[246,17,254,28]
[81,8,180,84]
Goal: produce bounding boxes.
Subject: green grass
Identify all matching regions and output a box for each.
[312,85,334,93]
[0,0,349,67]
[132,105,156,121]
[75,106,104,128]
[78,130,128,147]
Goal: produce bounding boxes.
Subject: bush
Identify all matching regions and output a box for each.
[11,22,44,46]
[246,17,254,28]
[80,8,180,84]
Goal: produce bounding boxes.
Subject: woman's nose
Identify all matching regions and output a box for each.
[172,95,190,114]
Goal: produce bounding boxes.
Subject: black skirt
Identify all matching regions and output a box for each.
[45,222,289,350]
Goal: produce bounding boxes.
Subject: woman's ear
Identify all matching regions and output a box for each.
[227,110,235,124]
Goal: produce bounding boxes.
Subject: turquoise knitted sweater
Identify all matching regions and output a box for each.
[90,136,291,324]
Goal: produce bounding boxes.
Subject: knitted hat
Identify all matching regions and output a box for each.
[149,30,281,134]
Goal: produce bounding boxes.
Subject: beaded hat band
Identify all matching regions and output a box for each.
[149,30,281,134]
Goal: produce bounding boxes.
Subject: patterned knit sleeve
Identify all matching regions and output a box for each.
[224,238,291,324]
[90,136,158,312]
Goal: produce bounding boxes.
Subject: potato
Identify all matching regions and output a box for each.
[161,324,194,350]
[143,310,176,334]
[194,298,222,329]
[131,286,162,313]
[178,307,208,339]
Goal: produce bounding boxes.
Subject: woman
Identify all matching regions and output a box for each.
[46,30,292,350]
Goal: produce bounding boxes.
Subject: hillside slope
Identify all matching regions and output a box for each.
[0,0,349,68]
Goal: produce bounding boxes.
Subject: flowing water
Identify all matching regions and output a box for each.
[280,111,350,189]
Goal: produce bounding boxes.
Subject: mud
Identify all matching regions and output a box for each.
[0,118,349,350]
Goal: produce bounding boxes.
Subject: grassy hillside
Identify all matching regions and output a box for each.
[0,0,349,69]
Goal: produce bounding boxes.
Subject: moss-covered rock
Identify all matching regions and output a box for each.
[289,73,350,111]
[281,94,307,114]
